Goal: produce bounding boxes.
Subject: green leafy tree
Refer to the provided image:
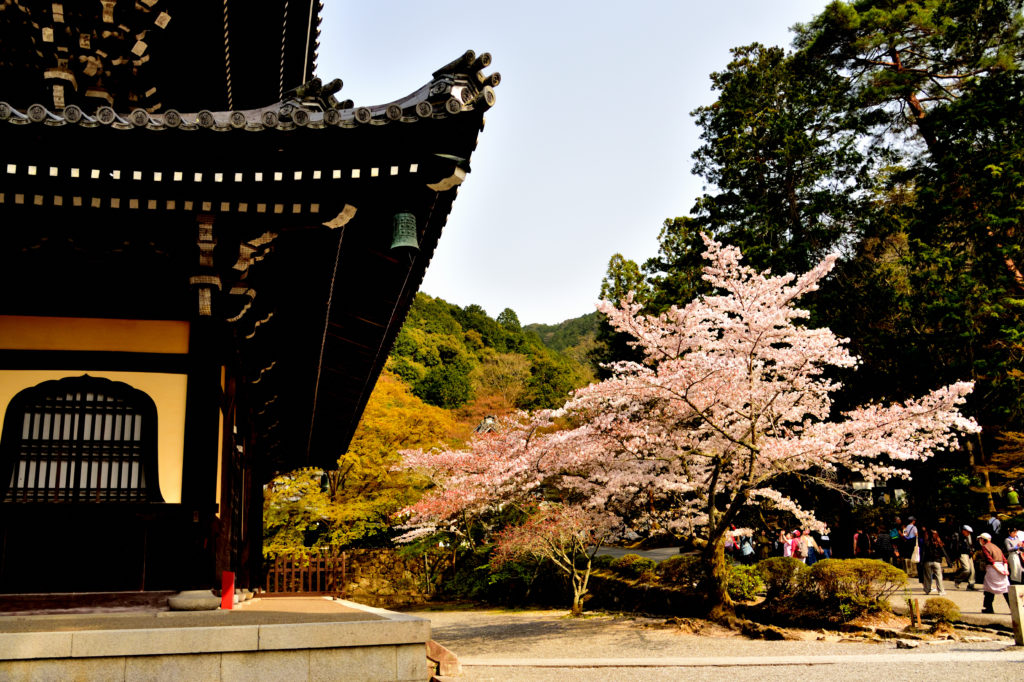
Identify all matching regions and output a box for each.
[794,0,1024,154]
[599,253,651,306]
[794,3,1024,430]
[641,217,709,312]
[415,353,475,408]
[518,356,579,410]
[473,352,532,408]
[687,43,869,278]
[496,307,522,334]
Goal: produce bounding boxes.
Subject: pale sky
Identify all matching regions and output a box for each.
[317,1,831,325]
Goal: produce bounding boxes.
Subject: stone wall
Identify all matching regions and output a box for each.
[341,549,453,608]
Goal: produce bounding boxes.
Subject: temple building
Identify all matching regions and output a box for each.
[0,1,496,595]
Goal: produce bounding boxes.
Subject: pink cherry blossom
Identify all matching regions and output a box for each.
[396,235,978,616]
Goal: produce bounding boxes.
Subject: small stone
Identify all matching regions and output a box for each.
[896,639,919,649]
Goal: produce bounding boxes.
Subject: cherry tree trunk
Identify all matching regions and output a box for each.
[570,589,584,616]
[570,574,586,616]
[698,534,735,621]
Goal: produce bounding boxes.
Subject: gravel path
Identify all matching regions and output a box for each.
[410,608,1022,681]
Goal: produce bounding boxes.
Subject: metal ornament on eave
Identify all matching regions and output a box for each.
[390,212,419,251]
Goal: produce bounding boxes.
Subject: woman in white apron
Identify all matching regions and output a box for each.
[978,533,1011,613]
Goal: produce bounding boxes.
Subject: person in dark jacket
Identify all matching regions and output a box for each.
[852,528,872,558]
[920,526,947,595]
[817,530,833,559]
[874,527,897,565]
[953,525,976,589]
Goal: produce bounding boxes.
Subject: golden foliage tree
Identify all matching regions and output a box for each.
[263,370,458,556]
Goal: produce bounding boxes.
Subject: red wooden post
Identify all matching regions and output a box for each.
[221,571,235,610]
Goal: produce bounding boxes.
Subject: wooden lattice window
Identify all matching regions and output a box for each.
[0,375,163,503]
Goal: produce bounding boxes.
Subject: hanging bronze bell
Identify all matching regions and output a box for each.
[390,212,419,251]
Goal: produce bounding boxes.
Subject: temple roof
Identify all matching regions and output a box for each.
[0,0,322,112]
[0,48,499,475]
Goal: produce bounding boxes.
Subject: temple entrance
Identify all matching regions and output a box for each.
[0,375,191,592]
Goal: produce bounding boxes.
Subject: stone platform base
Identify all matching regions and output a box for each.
[0,598,428,681]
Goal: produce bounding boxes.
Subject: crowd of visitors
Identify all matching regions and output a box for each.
[725,513,1024,614]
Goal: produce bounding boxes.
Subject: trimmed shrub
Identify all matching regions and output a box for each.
[610,553,657,578]
[757,557,809,601]
[922,597,961,623]
[656,555,702,588]
[590,554,616,570]
[728,563,764,602]
[805,558,907,616]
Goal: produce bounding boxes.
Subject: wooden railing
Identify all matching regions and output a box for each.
[264,553,347,595]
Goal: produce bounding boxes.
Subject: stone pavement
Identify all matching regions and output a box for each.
[0,596,378,633]
[895,575,1014,629]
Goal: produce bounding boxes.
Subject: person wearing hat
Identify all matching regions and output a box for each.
[953,525,976,589]
[977,532,1011,613]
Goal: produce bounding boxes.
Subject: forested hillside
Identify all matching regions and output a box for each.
[388,293,594,413]
[524,311,601,352]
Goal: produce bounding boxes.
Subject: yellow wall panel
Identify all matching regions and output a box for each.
[0,316,189,354]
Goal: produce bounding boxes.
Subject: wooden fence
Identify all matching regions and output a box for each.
[264,553,347,595]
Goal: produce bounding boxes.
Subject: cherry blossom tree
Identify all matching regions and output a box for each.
[396,411,663,614]
[490,503,615,615]
[398,236,978,620]
[562,235,978,618]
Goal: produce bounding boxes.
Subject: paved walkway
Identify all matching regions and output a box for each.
[894,575,1015,629]
[414,607,1022,681]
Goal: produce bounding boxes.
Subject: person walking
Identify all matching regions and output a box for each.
[1004,524,1022,584]
[977,532,1011,613]
[920,527,946,595]
[953,525,976,590]
[738,533,757,565]
[903,516,920,576]
[988,514,1002,537]
[874,527,898,565]
[852,527,872,558]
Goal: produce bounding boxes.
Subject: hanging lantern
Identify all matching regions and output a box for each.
[390,212,419,251]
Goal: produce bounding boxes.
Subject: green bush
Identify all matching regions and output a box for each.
[590,554,616,570]
[922,597,961,623]
[757,557,809,601]
[656,555,702,588]
[610,553,657,578]
[728,563,764,602]
[805,558,906,616]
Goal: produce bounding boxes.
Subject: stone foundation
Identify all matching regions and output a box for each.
[0,599,429,681]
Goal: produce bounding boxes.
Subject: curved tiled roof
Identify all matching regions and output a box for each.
[0,51,498,133]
